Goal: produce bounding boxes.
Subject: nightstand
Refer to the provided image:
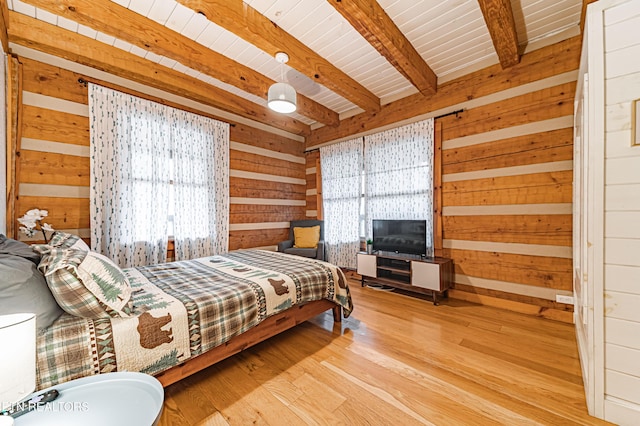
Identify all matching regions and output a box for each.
[13,372,163,426]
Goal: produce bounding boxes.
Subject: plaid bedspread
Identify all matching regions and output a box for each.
[36,250,352,389]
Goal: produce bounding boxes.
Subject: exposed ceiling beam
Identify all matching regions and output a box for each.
[327,0,437,96]
[17,0,338,127]
[7,11,310,135]
[307,35,581,149]
[177,0,381,113]
[477,0,520,69]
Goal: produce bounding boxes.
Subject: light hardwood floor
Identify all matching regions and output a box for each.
[159,279,611,425]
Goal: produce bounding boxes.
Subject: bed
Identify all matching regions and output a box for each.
[0,235,352,390]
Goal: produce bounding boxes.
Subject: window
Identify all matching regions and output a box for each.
[89,84,229,267]
[320,119,435,267]
[363,119,434,257]
[320,138,363,269]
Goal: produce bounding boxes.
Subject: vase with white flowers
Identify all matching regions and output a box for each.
[18,209,55,243]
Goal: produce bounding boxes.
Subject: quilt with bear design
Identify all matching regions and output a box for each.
[35,249,353,389]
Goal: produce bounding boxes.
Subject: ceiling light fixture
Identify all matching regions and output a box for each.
[268,52,297,114]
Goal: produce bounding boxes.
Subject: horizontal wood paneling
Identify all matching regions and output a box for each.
[443,128,573,174]
[605,292,640,322]
[439,82,576,140]
[453,283,573,312]
[22,105,89,145]
[230,125,303,157]
[605,370,640,406]
[306,173,317,189]
[306,195,318,212]
[443,116,573,150]
[229,170,305,186]
[453,272,571,301]
[23,92,88,117]
[20,57,88,104]
[443,160,572,183]
[229,228,290,250]
[443,203,572,216]
[443,215,572,246]
[18,150,90,186]
[229,204,306,223]
[18,183,89,198]
[306,150,320,167]
[449,287,573,323]
[21,138,90,157]
[606,344,640,379]
[14,58,306,252]
[606,156,640,185]
[605,264,640,294]
[605,211,640,239]
[15,196,90,229]
[229,150,305,179]
[603,9,640,408]
[229,177,306,200]
[443,171,573,206]
[606,317,640,351]
[444,239,571,259]
[606,183,640,211]
[305,151,320,220]
[230,142,304,165]
[444,248,572,291]
[230,197,305,206]
[605,238,640,267]
[441,64,575,316]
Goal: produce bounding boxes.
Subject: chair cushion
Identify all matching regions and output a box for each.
[38,247,134,319]
[284,247,318,258]
[293,225,320,248]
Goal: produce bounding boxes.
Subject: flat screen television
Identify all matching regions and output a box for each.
[372,219,427,256]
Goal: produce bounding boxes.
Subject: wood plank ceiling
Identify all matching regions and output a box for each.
[5,0,582,137]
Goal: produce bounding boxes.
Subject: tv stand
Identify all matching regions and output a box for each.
[356,252,453,305]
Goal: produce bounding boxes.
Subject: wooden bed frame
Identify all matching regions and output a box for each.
[156,300,342,387]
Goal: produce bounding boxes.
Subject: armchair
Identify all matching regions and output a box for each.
[277,220,326,261]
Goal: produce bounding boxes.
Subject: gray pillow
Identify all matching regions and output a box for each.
[0,234,41,264]
[0,253,64,333]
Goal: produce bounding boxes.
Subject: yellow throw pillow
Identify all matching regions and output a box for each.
[293,226,320,249]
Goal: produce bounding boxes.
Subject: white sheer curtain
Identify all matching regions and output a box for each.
[171,109,229,260]
[89,84,230,267]
[89,84,171,267]
[364,118,434,257]
[320,138,363,269]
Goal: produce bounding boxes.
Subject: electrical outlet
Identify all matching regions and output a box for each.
[556,295,574,304]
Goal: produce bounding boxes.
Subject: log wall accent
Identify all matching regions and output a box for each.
[439,76,576,322]
[305,150,320,219]
[13,57,306,252]
[308,37,579,322]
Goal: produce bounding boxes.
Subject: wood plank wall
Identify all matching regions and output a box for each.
[305,150,320,219]
[602,1,640,415]
[12,57,306,252]
[307,38,579,323]
[440,80,575,323]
